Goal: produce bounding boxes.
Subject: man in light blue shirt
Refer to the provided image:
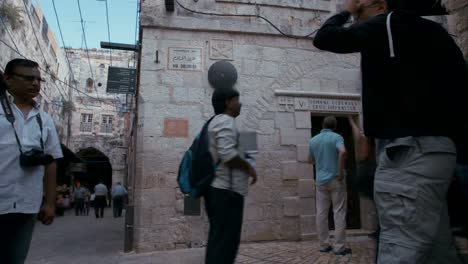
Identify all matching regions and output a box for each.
[309,116,349,256]
[111,182,127,218]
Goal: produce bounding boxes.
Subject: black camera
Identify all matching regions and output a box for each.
[20,149,54,167]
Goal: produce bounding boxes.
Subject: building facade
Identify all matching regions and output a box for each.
[132,0,379,252]
[67,48,136,185]
[0,0,72,141]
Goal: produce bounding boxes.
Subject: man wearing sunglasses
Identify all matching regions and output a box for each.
[313,0,467,263]
[0,59,63,264]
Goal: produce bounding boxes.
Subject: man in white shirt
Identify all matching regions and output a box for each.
[94,180,108,218]
[0,59,63,264]
[204,87,257,264]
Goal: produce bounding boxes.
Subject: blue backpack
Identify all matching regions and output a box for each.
[177,116,219,198]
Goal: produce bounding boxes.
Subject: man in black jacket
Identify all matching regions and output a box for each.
[313,0,467,263]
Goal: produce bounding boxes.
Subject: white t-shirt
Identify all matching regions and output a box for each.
[208,114,249,196]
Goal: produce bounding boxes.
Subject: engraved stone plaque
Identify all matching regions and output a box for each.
[210,39,234,60]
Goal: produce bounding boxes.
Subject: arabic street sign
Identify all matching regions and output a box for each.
[168,47,202,71]
[106,67,137,94]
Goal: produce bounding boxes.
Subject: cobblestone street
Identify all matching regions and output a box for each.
[26,208,376,264]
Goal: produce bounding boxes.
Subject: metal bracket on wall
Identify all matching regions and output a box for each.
[155,50,160,63]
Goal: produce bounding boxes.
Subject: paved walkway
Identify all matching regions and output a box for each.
[26,208,377,264]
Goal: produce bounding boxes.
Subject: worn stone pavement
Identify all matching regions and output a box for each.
[26,208,376,264]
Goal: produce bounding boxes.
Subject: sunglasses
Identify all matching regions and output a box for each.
[12,72,46,83]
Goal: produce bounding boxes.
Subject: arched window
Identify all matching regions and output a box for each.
[85,78,94,93]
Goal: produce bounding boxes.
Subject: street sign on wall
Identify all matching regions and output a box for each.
[106,67,137,94]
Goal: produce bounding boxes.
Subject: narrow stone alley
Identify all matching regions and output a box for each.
[26,208,376,264]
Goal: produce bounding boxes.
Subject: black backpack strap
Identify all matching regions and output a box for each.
[35,113,45,150]
[0,92,23,154]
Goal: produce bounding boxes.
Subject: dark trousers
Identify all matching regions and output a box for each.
[94,196,107,218]
[74,198,84,215]
[113,196,124,217]
[0,213,36,264]
[204,187,244,264]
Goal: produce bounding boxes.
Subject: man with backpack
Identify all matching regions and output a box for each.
[203,87,257,264]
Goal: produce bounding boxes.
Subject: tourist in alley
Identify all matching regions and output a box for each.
[309,116,350,256]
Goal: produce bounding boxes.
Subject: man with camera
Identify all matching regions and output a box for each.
[313,0,467,263]
[0,59,63,264]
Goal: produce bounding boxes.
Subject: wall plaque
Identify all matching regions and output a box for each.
[168,47,202,71]
[163,119,189,138]
[277,96,360,113]
[210,39,233,60]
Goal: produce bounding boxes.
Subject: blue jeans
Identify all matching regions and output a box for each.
[0,213,37,264]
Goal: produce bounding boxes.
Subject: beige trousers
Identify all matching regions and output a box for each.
[316,178,347,252]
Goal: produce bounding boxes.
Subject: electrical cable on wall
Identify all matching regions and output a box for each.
[98,0,123,111]
[51,0,77,88]
[77,0,101,102]
[5,3,69,102]
[0,38,116,107]
[175,0,319,39]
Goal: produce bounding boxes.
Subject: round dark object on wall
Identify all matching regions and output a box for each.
[208,61,238,89]
[98,83,102,87]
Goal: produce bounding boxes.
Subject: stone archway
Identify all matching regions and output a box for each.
[76,147,113,189]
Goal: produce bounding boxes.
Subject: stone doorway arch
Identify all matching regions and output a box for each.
[76,147,113,189]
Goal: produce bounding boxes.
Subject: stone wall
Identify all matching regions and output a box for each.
[67,48,136,184]
[0,0,71,140]
[443,0,468,58]
[134,0,370,252]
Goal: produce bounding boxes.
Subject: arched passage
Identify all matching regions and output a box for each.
[76,147,113,190]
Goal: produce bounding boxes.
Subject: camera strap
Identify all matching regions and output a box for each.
[35,114,45,150]
[0,92,23,154]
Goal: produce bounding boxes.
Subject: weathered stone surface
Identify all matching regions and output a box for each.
[283,196,300,216]
[280,217,300,240]
[295,111,312,128]
[243,221,281,241]
[281,161,299,180]
[298,179,316,198]
[300,197,316,216]
[274,112,295,129]
[300,214,317,234]
[280,128,310,146]
[297,144,310,162]
[244,205,265,221]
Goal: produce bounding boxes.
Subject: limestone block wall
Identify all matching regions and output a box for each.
[443,0,468,58]
[67,49,136,184]
[134,27,362,253]
[0,0,72,140]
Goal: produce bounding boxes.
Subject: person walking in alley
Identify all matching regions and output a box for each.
[313,0,468,263]
[94,180,108,218]
[111,182,127,218]
[0,60,63,264]
[309,116,350,256]
[204,87,257,264]
[73,181,86,216]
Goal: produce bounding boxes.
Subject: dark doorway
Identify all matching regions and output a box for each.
[311,115,361,230]
[75,147,113,190]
